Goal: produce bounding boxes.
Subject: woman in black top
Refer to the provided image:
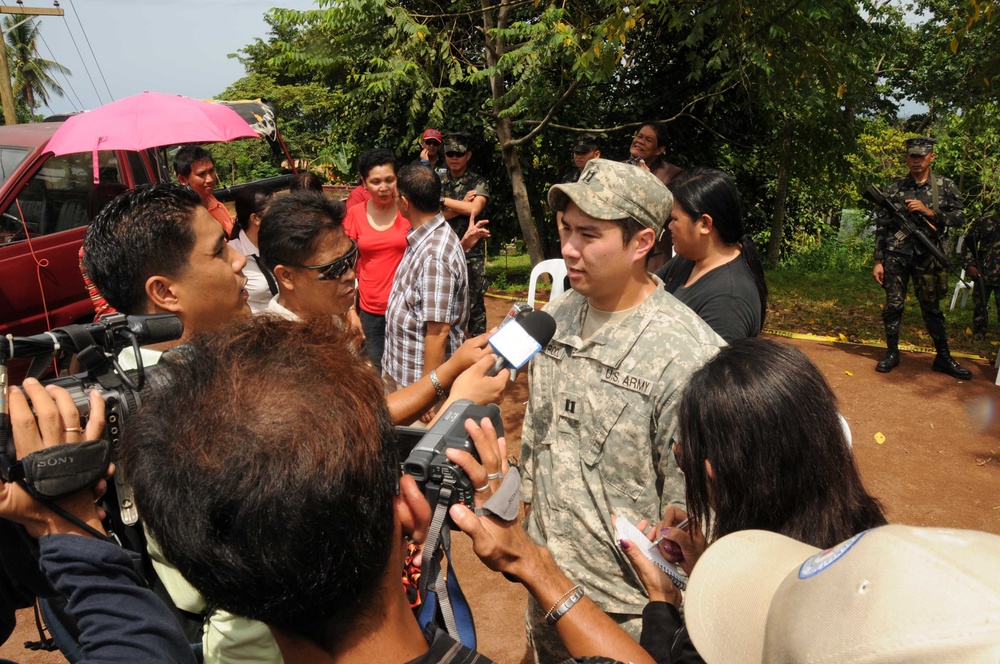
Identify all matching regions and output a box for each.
[655,169,767,342]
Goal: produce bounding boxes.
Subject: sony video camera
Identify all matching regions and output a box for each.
[0,313,183,526]
[399,399,504,510]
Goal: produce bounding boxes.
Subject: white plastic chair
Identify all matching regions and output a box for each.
[950,235,972,311]
[527,258,568,308]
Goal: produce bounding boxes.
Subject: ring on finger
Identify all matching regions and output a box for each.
[486,471,503,480]
[474,481,491,493]
[64,427,84,433]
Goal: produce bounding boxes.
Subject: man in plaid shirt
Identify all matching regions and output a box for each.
[383,164,469,394]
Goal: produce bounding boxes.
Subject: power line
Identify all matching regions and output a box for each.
[34,19,83,111]
[58,6,103,106]
[66,0,112,101]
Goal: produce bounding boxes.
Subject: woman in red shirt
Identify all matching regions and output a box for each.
[343,148,411,374]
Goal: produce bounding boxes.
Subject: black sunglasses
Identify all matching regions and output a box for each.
[424,139,441,146]
[445,151,467,158]
[278,239,359,281]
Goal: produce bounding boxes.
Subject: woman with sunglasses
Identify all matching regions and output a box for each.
[259,190,504,426]
[656,168,768,342]
[343,148,411,375]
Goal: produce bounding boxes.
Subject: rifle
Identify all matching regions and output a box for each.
[864,184,972,288]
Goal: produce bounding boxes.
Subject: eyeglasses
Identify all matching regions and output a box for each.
[445,151,467,158]
[278,239,358,281]
[424,140,441,146]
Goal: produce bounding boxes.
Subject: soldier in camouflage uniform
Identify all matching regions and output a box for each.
[439,133,490,336]
[520,158,725,663]
[962,214,1000,338]
[872,137,972,379]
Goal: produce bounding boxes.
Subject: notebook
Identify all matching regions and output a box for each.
[615,516,687,591]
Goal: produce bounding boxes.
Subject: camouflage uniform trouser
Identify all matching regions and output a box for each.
[467,253,488,336]
[881,252,949,342]
[525,595,642,664]
[972,281,1000,334]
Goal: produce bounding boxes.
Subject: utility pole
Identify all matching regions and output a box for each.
[0,5,65,126]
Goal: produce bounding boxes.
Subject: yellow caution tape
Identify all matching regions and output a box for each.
[762,328,988,362]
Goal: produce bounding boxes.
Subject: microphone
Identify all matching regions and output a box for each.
[487,310,557,377]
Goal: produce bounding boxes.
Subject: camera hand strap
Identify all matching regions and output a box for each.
[417,476,476,649]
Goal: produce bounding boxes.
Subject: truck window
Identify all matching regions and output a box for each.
[0,151,123,244]
[0,146,29,187]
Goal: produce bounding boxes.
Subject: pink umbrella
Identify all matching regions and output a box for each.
[45,91,260,182]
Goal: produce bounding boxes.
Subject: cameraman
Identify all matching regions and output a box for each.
[119,315,542,663]
[0,380,194,662]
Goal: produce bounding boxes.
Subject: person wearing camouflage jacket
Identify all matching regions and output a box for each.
[520,158,724,663]
[872,137,971,380]
[962,213,1000,337]
[439,133,491,336]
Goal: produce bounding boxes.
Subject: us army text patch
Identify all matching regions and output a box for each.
[600,367,653,396]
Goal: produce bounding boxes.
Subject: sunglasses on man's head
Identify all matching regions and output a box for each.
[278,239,359,281]
[445,151,467,158]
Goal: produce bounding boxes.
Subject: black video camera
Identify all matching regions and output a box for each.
[398,399,504,510]
[0,313,183,526]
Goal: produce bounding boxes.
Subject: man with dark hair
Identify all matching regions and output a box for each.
[83,183,250,349]
[173,145,234,237]
[258,191,358,321]
[384,165,469,399]
[120,316,510,663]
[82,183,271,663]
[520,158,723,661]
[439,132,490,336]
[872,136,970,379]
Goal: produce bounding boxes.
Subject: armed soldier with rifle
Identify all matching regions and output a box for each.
[869,136,972,380]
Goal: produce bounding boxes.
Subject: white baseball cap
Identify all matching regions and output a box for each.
[685,525,1000,663]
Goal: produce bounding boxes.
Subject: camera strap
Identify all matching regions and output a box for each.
[416,476,477,649]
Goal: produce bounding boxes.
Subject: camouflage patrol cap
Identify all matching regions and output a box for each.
[443,134,469,153]
[573,134,600,153]
[548,158,672,235]
[905,136,937,156]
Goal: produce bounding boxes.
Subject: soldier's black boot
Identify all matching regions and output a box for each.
[876,334,900,373]
[927,323,973,380]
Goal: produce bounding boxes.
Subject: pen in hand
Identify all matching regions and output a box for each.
[655,517,691,559]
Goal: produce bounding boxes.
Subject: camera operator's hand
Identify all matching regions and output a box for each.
[1,379,109,539]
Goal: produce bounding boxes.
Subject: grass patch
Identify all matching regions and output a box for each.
[485,248,998,359]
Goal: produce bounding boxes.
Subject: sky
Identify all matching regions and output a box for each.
[6,0,318,117]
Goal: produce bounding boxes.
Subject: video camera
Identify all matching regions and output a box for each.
[398,399,504,511]
[0,313,183,526]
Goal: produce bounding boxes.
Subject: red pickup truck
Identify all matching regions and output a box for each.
[0,121,168,339]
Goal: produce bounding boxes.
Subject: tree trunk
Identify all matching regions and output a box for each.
[767,129,792,269]
[483,0,544,265]
[497,118,544,265]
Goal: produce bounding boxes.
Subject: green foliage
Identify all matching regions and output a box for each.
[4,17,70,113]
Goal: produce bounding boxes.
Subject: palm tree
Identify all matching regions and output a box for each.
[4,16,70,112]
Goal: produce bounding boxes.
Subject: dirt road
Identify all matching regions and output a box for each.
[3,293,997,664]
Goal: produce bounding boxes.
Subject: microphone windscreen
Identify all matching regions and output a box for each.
[518,310,557,347]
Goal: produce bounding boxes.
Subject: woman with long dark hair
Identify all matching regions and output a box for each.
[228,185,276,314]
[656,168,768,342]
[667,338,886,559]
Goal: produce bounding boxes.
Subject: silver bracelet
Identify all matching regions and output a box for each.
[429,369,447,399]
[545,585,585,624]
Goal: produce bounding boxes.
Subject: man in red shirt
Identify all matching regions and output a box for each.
[174,145,234,237]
